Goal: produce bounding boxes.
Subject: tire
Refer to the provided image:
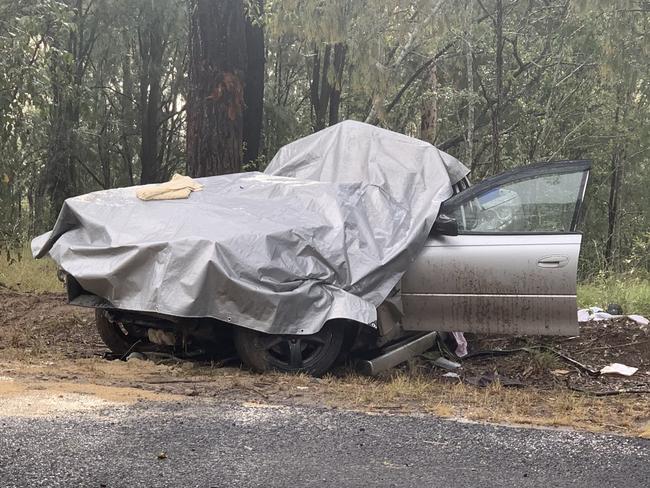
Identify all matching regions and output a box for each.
[95,309,141,356]
[234,321,347,377]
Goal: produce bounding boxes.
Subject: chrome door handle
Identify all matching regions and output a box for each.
[537,255,569,268]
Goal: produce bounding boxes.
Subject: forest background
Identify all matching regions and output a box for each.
[1,0,648,311]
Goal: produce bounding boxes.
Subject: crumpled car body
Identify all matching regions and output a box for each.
[33,121,468,335]
[32,121,591,375]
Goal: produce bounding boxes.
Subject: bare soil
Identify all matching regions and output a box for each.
[0,289,648,437]
[425,319,650,394]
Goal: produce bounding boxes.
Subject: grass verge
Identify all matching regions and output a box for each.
[320,370,649,437]
[4,356,647,437]
[0,247,62,293]
[578,274,650,316]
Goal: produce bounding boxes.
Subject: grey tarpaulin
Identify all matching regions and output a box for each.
[32,121,469,335]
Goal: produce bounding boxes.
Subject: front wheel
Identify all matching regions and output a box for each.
[234,321,348,377]
[95,309,141,356]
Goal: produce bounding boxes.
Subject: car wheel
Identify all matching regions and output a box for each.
[95,309,141,356]
[234,321,347,377]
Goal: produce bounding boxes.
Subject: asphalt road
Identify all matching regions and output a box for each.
[0,400,648,488]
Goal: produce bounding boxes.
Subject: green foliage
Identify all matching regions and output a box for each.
[578,274,650,316]
[0,0,648,279]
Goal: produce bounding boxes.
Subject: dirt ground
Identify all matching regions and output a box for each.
[0,289,648,437]
[429,320,650,394]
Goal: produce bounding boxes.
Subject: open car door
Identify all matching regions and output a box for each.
[401,160,590,336]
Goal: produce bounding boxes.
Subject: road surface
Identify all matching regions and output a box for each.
[0,400,648,487]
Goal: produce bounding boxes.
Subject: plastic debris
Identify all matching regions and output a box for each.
[433,357,461,370]
[441,372,460,379]
[577,307,649,326]
[451,331,468,357]
[628,315,649,326]
[600,363,638,376]
[126,352,146,361]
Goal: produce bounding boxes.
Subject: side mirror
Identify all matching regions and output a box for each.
[432,214,458,236]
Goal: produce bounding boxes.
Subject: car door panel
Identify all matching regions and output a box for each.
[401,234,581,335]
[400,160,590,337]
[401,295,578,335]
[403,234,581,295]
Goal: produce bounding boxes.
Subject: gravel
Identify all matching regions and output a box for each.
[1,400,648,487]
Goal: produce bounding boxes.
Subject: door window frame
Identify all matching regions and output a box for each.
[439,160,591,236]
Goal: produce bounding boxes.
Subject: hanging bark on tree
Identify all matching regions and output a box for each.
[187,0,247,177]
[242,0,265,167]
[605,137,624,269]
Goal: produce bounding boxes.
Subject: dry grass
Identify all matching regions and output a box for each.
[0,247,62,293]
[640,424,650,439]
[316,370,650,437]
[1,354,647,437]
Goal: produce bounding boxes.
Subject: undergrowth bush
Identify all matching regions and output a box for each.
[577,273,650,316]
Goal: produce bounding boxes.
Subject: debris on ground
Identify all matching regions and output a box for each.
[431,357,461,371]
[1,290,648,437]
[578,307,649,326]
[450,331,468,357]
[422,315,650,395]
[441,372,460,380]
[126,352,146,362]
[600,363,638,376]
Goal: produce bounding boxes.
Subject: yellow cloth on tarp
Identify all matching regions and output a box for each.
[136,173,204,201]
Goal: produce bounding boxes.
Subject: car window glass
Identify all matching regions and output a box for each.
[450,171,585,233]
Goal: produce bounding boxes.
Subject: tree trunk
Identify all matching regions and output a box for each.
[44,63,78,227]
[491,0,503,173]
[309,46,321,129]
[120,30,135,186]
[98,97,111,189]
[420,61,437,143]
[328,43,346,126]
[310,44,333,131]
[139,5,166,184]
[465,0,475,167]
[605,103,624,269]
[187,0,247,177]
[242,0,265,167]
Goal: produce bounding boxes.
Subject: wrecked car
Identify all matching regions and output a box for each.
[32,121,591,376]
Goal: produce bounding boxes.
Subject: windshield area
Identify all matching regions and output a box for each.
[450,171,586,233]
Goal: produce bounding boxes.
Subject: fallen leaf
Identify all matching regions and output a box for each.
[551,369,571,375]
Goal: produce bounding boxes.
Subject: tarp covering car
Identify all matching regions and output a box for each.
[31,120,469,335]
